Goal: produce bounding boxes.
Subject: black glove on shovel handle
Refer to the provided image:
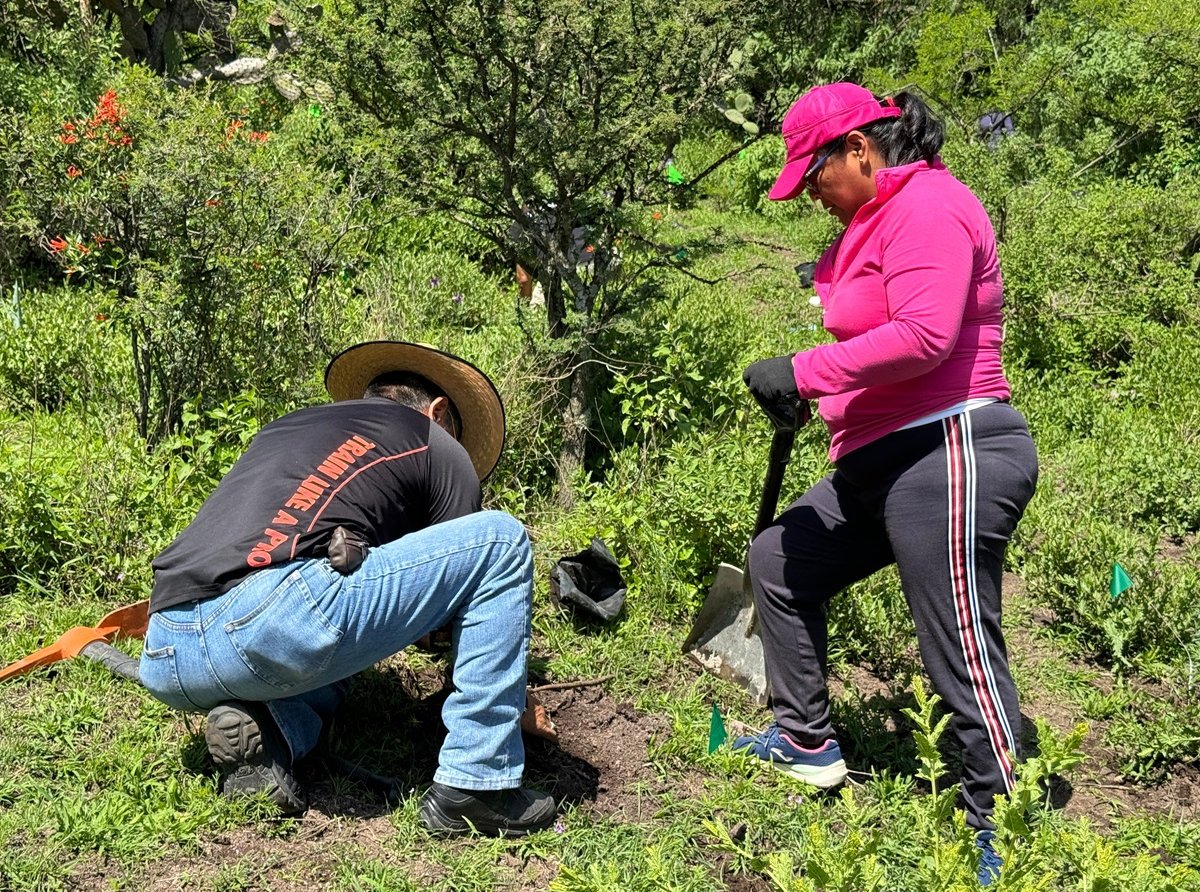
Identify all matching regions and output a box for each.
[742,355,811,433]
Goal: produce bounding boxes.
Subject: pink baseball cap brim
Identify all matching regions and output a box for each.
[768,154,815,202]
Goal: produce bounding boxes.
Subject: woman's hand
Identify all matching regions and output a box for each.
[743,355,811,430]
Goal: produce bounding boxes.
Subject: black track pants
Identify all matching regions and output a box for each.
[748,402,1038,829]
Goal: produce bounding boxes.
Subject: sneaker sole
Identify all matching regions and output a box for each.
[205,704,306,815]
[418,795,555,838]
[772,758,848,789]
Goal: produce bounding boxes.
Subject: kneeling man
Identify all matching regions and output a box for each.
[139,341,555,836]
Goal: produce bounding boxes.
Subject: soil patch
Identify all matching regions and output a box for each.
[525,682,707,818]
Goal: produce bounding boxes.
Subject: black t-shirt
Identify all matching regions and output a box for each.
[150,398,481,613]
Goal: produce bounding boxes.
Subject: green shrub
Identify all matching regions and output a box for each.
[0,396,262,600]
[7,69,371,441]
[1000,176,1200,372]
[0,410,160,598]
[0,282,129,413]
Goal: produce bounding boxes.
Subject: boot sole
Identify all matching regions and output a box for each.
[205,704,306,815]
[773,758,848,789]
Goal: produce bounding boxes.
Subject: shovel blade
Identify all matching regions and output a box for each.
[684,562,769,705]
[96,600,149,640]
[0,626,108,682]
[0,600,150,684]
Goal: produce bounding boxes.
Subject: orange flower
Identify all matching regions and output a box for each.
[91,89,124,126]
[48,236,68,253]
[66,165,82,178]
[205,198,222,207]
[94,313,109,322]
[59,133,78,144]
[652,212,663,221]
[248,131,270,143]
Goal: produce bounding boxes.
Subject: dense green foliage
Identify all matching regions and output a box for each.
[2,0,1199,888]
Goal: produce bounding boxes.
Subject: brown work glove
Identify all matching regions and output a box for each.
[328,526,369,574]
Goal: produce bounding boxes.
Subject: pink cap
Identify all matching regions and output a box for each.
[768,83,902,202]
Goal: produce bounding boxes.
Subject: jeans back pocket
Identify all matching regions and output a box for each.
[224,566,344,692]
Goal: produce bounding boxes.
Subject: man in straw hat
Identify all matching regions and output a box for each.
[139,341,557,836]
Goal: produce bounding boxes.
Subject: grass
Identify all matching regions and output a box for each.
[3,586,1198,890]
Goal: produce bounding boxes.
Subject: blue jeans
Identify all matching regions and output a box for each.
[139,510,533,791]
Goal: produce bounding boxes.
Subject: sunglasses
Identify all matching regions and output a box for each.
[802,138,845,195]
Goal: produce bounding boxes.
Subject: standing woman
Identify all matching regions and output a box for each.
[733,82,1037,887]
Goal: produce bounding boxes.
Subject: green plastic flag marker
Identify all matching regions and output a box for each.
[1110,562,1132,599]
[708,704,727,754]
[309,104,322,118]
[667,161,684,185]
[674,247,688,261]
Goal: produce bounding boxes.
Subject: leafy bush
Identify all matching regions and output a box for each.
[0,282,128,412]
[0,411,160,598]
[5,69,370,440]
[1010,324,1200,668]
[0,395,263,601]
[1000,176,1200,372]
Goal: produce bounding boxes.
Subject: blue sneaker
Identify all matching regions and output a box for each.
[976,830,1002,887]
[732,723,847,788]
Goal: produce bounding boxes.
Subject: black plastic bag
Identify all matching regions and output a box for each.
[550,537,627,622]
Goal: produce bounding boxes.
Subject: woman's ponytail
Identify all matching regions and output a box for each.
[859,92,945,167]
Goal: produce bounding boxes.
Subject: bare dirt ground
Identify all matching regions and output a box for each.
[78,663,763,891]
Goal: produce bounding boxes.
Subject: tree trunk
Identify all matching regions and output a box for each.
[555,341,594,509]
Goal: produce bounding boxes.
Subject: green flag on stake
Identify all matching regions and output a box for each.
[1110,562,1132,598]
[309,104,322,118]
[708,704,727,754]
[666,161,684,185]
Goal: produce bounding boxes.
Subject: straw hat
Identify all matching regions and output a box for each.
[325,341,505,480]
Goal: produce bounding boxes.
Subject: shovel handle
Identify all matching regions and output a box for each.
[79,641,142,683]
[753,428,797,538]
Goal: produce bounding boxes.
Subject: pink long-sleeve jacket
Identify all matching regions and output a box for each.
[793,158,1010,461]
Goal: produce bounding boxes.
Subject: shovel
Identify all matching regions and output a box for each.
[0,600,149,682]
[683,397,807,704]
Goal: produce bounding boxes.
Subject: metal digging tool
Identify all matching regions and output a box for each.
[683,398,806,704]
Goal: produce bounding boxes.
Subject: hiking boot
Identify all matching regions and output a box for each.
[732,723,848,789]
[205,701,306,816]
[976,830,1003,887]
[418,781,557,837]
